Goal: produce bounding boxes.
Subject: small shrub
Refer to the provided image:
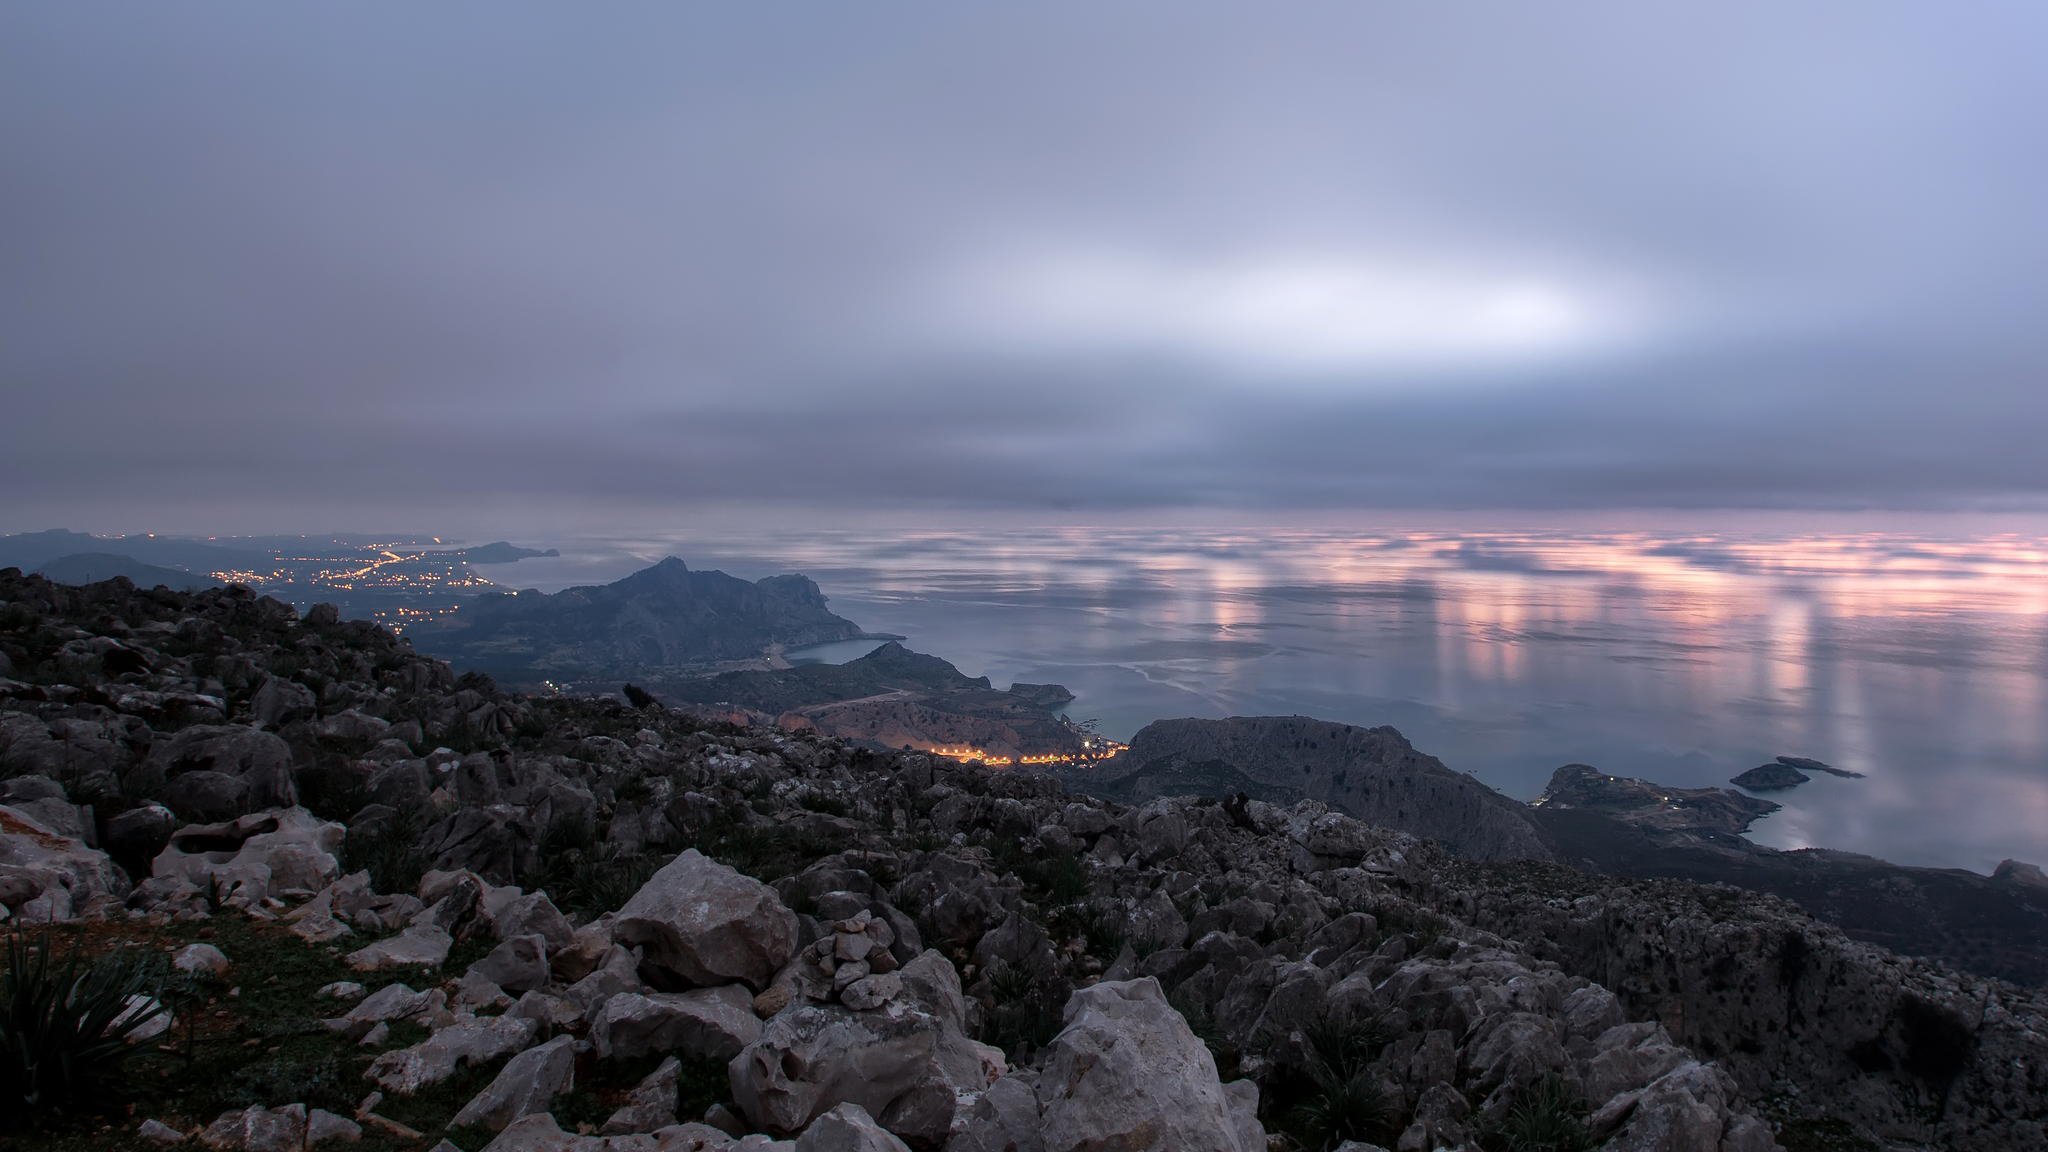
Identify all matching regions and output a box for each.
[1,931,168,1117]
[1269,1007,1396,1151]
[1079,906,1128,962]
[341,807,429,896]
[799,793,851,817]
[1483,1075,1595,1152]
[525,816,658,918]
[1289,1069,1390,1151]
[980,961,1066,1058]
[1302,1007,1391,1082]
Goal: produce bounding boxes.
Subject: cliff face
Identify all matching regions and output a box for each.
[411,556,869,678]
[1081,714,1554,863]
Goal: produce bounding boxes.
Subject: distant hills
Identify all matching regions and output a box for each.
[31,552,221,591]
[0,529,265,575]
[409,556,878,679]
[1069,714,1553,861]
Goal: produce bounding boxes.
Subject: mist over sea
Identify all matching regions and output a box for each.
[497,521,2048,873]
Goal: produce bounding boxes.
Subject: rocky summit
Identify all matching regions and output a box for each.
[1,567,2045,1152]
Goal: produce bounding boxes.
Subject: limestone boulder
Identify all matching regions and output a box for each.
[0,803,126,921]
[151,808,343,905]
[614,849,798,991]
[953,977,1266,1152]
[450,1034,577,1132]
[730,951,1000,1144]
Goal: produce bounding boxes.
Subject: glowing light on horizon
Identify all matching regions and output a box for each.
[912,245,1653,378]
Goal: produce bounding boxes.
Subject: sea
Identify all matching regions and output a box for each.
[487,515,2048,874]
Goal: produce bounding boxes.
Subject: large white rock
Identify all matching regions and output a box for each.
[0,803,127,921]
[731,951,1000,1144]
[151,807,343,905]
[613,849,798,990]
[956,977,1265,1152]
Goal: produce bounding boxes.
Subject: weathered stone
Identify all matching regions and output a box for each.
[450,1034,577,1132]
[731,951,997,1143]
[326,982,441,1042]
[346,923,453,972]
[365,1014,539,1094]
[143,725,297,818]
[198,1104,307,1152]
[470,933,550,993]
[593,985,763,1062]
[614,849,799,991]
[944,1073,1044,1152]
[1030,978,1264,1152]
[306,1109,363,1147]
[152,808,343,906]
[494,890,575,949]
[0,803,125,921]
[795,1103,911,1152]
[138,1117,187,1146]
[173,942,230,978]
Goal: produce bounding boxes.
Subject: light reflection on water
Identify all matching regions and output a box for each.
[502,526,2048,872]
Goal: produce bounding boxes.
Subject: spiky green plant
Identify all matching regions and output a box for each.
[1484,1075,1595,1152]
[1,931,168,1117]
[1290,1068,1390,1150]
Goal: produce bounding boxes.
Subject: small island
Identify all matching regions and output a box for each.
[1731,762,1810,791]
[1731,754,1865,791]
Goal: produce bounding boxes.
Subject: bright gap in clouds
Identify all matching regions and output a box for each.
[913,246,1655,380]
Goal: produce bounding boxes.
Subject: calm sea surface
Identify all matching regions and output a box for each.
[495,522,2048,873]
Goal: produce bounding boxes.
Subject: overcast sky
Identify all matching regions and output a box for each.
[6,3,2048,532]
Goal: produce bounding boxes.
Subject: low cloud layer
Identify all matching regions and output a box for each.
[6,4,2047,531]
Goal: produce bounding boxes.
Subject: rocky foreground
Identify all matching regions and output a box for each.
[2,570,2046,1151]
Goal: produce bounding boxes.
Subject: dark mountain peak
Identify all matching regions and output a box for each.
[848,641,976,682]
[411,556,870,679]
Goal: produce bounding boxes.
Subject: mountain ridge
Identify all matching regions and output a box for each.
[409,555,879,680]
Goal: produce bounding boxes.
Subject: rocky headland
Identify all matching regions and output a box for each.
[659,643,1091,762]
[2,569,2046,1151]
[411,558,883,683]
